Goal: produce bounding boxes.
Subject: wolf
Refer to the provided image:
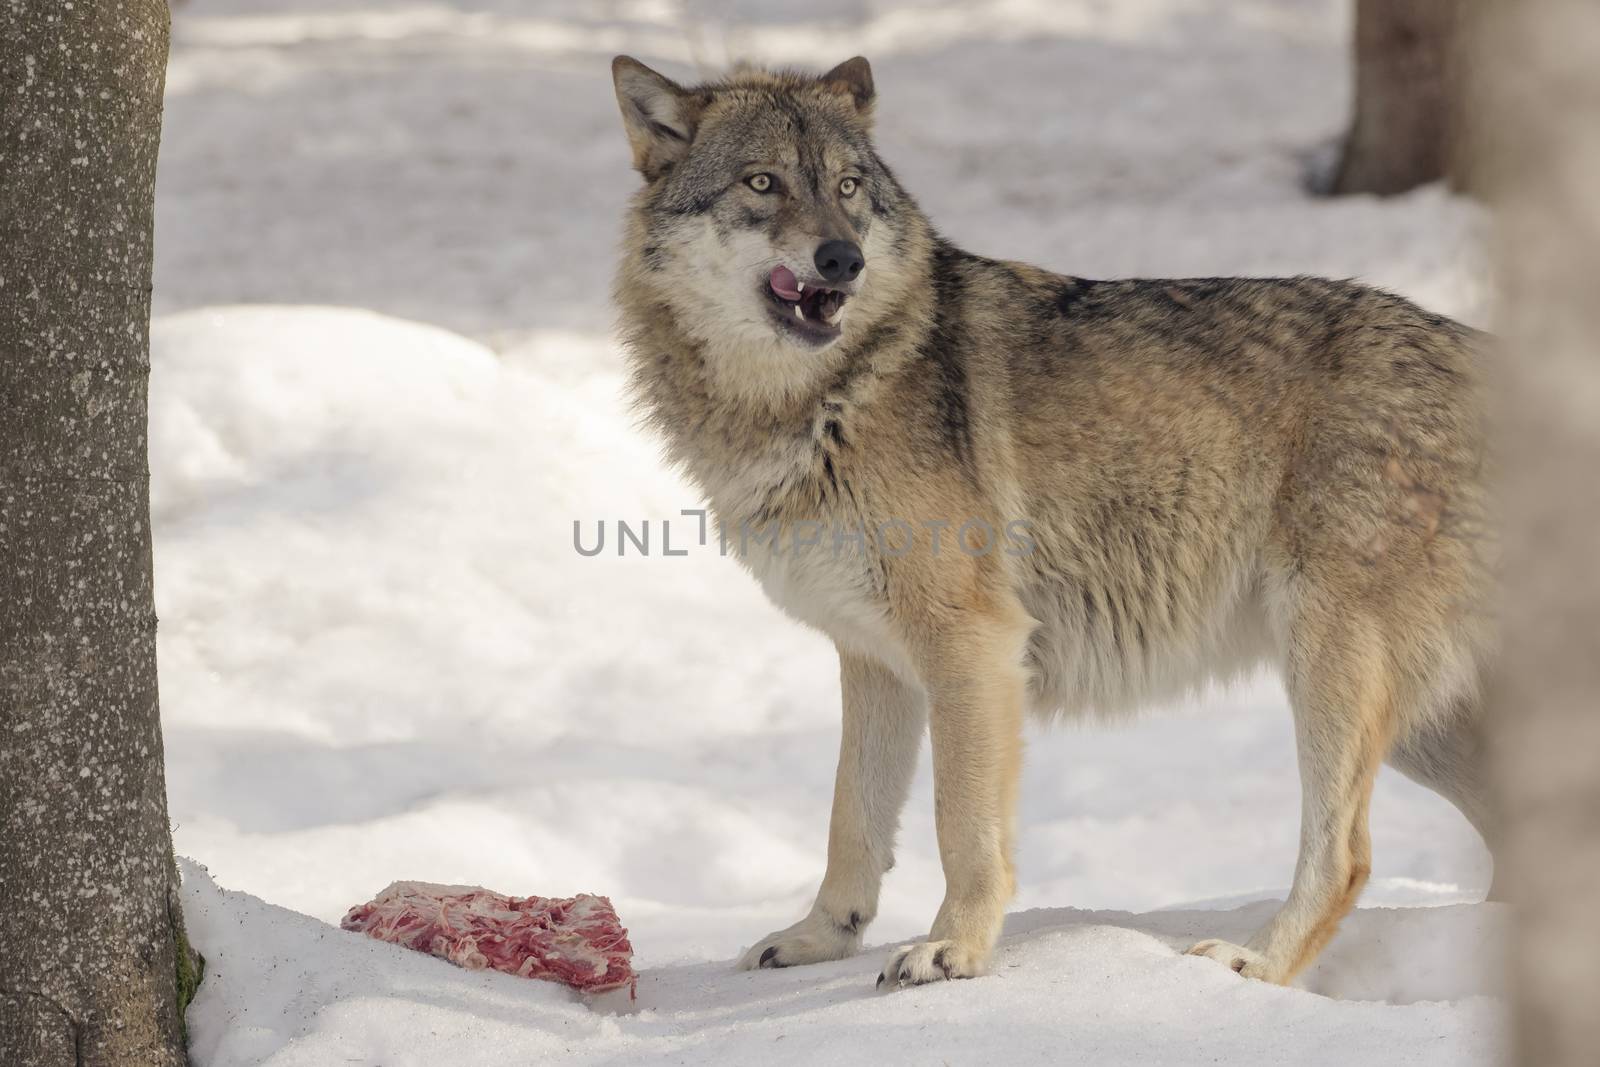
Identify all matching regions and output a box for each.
[609,54,1495,990]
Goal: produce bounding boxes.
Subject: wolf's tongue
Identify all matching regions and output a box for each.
[769,265,802,301]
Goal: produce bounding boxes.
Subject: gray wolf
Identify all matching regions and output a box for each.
[609,54,1495,989]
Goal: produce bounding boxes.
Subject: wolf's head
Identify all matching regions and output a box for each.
[612,56,924,393]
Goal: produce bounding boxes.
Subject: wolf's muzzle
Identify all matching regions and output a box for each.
[814,240,865,284]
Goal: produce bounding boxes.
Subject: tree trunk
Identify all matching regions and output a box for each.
[1477,1,1600,1065]
[1330,0,1463,195]
[1,3,196,1065]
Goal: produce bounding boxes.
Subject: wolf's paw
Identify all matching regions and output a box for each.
[1185,939,1277,981]
[737,908,862,971]
[876,939,982,990]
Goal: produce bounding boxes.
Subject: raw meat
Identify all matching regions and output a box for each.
[341,881,636,997]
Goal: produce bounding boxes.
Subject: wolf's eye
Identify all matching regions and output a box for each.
[746,173,775,193]
[839,177,859,198]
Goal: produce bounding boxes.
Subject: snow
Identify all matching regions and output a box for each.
[180,859,1503,1067]
[150,1,1502,1063]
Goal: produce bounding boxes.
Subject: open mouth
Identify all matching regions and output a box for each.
[764,265,848,344]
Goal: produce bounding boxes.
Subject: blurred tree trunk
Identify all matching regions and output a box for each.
[1,2,199,1065]
[1330,0,1464,195]
[1478,1,1600,1065]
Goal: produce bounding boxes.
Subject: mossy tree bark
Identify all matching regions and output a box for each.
[1,2,196,1065]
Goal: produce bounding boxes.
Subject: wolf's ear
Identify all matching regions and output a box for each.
[820,56,874,116]
[613,56,700,180]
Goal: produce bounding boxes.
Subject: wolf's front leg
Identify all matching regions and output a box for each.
[738,649,926,971]
[879,616,1028,989]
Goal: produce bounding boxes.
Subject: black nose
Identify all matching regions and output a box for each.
[814,240,864,284]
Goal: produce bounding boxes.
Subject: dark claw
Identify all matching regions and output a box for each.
[876,972,886,989]
[933,947,951,979]
[898,967,910,983]
[759,946,779,968]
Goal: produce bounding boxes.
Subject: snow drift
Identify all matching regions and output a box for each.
[181,861,1503,1067]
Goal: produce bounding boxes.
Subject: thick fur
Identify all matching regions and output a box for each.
[610,56,1497,989]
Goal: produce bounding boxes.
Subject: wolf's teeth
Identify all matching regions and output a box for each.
[797,282,807,294]
[794,303,805,321]
[823,305,842,325]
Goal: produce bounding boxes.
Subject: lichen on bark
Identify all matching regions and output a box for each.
[1,1,193,1063]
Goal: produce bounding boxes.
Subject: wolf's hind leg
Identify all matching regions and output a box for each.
[1387,699,1501,898]
[1188,611,1394,983]
[738,649,926,970]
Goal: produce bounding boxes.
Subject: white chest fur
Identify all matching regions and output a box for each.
[701,447,917,681]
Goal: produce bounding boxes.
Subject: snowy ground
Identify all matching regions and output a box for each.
[152,1,1501,1063]
[179,859,1503,1067]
